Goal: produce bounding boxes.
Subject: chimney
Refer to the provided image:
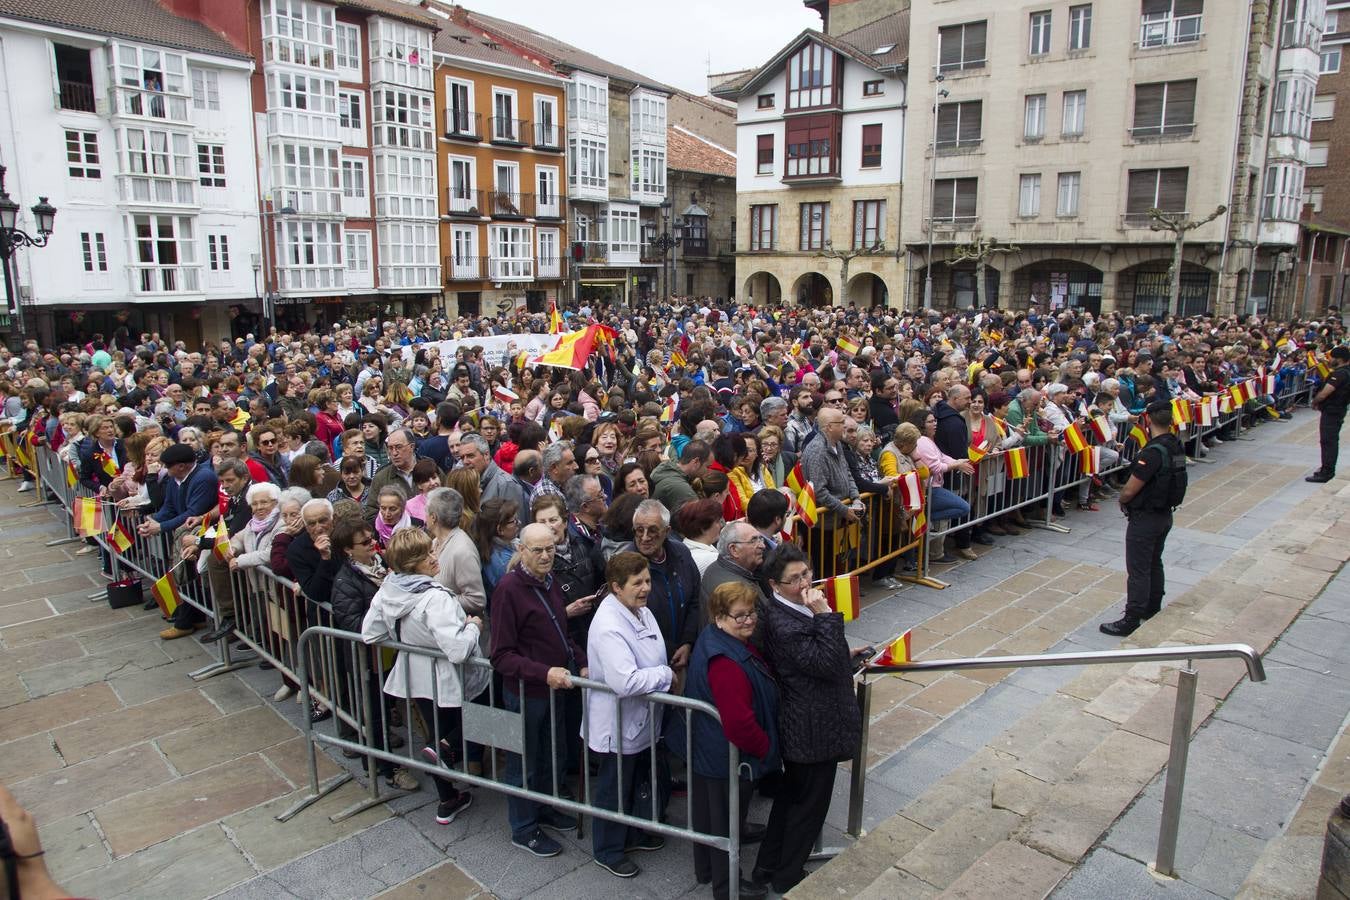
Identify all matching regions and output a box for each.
[451,5,469,25]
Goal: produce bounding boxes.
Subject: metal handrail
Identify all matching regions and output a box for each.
[846,642,1264,878]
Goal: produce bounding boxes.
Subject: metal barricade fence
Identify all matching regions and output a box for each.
[794,490,939,588]
[286,625,750,898]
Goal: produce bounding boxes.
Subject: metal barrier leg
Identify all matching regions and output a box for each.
[1026,451,1070,535]
[331,646,408,822]
[846,679,872,838]
[277,636,353,823]
[1152,664,1198,878]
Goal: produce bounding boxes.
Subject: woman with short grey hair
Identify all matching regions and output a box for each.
[426,487,486,617]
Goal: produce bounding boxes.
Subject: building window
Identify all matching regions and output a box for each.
[262,0,336,70]
[1264,164,1305,219]
[932,178,978,222]
[1304,185,1325,213]
[1126,167,1189,221]
[632,93,666,135]
[938,21,988,72]
[1321,48,1342,73]
[65,130,100,179]
[630,146,666,195]
[1029,11,1053,56]
[190,68,219,110]
[373,151,436,218]
[569,76,607,123]
[197,143,225,187]
[1057,171,1081,216]
[1069,4,1093,50]
[1313,93,1336,120]
[1019,173,1042,217]
[1309,141,1330,166]
[1139,0,1204,49]
[378,221,439,288]
[1272,77,1314,139]
[853,199,885,248]
[54,44,95,113]
[757,93,775,109]
[132,213,198,292]
[270,140,341,215]
[1133,80,1197,137]
[756,134,774,174]
[799,202,829,250]
[936,101,981,148]
[346,230,370,274]
[534,95,558,146]
[1024,94,1046,140]
[1062,90,1086,136]
[335,22,361,75]
[492,89,519,142]
[207,233,230,271]
[750,204,777,250]
[538,228,560,276]
[537,166,560,215]
[607,207,638,257]
[277,219,343,292]
[341,157,366,197]
[784,113,839,177]
[124,128,195,203]
[786,42,838,109]
[372,88,434,150]
[863,80,884,96]
[80,232,108,271]
[339,91,362,130]
[569,136,607,191]
[861,123,882,167]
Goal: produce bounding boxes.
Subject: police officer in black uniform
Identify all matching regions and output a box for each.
[1306,346,1350,484]
[1101,401,1186,637]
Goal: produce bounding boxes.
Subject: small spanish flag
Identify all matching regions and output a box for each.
[1004,446,1029,479]
[873,630,912,666]
[1228,384,1245,408]
[836,336,860,357]
[1171,398,1192,425]
[910,504,927,537]
[669,348,687,368]
[797,482,819,528]
[1263,374,1276,396]
[74,497,104,537]
[1063,422,1088,454]
[823,574,859,622]
[1128,424,1148,447]
[1218,393,1233,415]
[152,571,182,617]
[784,461,806,496]
[108,520,133,554]
[65,461,78,490]
[548,420,565,442]
[1087,415,1112,443]
[1265,405,1281,419]
[1194,400,1213,427]
[212,523,231,561]
[492,385,520,405]
[660,394,679,424]
[967,441,989,464]
[897,470,923,510]
[788,339,802,358]
[548,301,563,335]
[515,351,531,372]
[1080,446,1101,476]
[99,453,119,479]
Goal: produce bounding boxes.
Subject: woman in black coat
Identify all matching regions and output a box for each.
[752,543,864,895]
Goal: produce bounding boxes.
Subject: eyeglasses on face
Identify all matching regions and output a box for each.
[779,570,813,585]
[727,609,758,624]
[523,544,555,555]
[634,524,666,537]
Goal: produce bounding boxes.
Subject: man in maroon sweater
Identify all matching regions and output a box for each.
[490,523,590,859]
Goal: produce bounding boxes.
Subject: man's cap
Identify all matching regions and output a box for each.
[161,443,195,466]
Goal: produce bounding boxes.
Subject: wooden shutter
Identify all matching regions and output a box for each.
[936,104,959,144]
[1158,168,1188,210]
[1174,0,1203,16]
[939,26,962,70]
[933,179,955,217]
[1163,80,1197,129]
[1142,0,1172,15]
[1126,170,1157,213]
[960,101,983,142]
[965,22,987,65]
[955,178,979,219]
[1134,83,1165,132]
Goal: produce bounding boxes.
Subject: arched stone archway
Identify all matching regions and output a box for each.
[792,271,833,307]
[1117,260,1216,318]
[846,272,889,307]
[743,271,782,306]
[1012,259,1105,315]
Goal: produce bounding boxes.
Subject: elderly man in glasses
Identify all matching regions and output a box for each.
[698,521,768,629]
[623,499,702,671]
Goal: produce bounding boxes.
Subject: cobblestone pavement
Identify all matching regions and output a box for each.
[0,410,1344,899]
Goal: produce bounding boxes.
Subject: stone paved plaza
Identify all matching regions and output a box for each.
[1,409,1348,899]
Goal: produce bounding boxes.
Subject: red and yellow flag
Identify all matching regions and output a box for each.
[1080,446,1101,476]
[967,441,989,464]
[797,482,819,528]
[1193,399,1213,427]
[151,571,182,617]
[548,300,563,335]
[1128,424,1148,447]
[660,394,679,424]
[897,470,923,511]
[910,504,927,537]
[531,325,600,370]
[65,461,79,490]
[1087,415,1112,443]
[73,497,104,537]
[1228,384,1245,408]
[212,523,231,561]
[874,630,913,666]
[1062,422,1088,454]
[1004,446,1029,479]
[784,461,806,496]
[823,574,860,622]
[836,336,860,357]
[107,520,133,554]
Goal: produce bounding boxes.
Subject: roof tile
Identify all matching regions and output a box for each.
[0,0,248,59]
[667,125,734,178]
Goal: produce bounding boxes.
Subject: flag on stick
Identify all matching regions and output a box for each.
[1004,446,1029,479]
[836,336,860,357]
[897,470,923,511]
[548,301,563,334]
[74,497,103,537]
[107,520,133,554]
[1128,423,1148,448]
[873,630,913,666]
[823,574,860,622]
[151,571,182,618]
[797,482,819,528]
[492,384,520,405]
[212,523,231,561]
[784,461,806,496]
[1088,415,1112,443]
[1080,446,1101,476]
[65,461,78,490]
[967,441,989,464]
[1062,422,1088,453]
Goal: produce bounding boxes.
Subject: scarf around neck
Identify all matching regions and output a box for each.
[249,507,280,535]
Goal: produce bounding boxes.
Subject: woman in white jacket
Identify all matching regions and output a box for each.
[227,482,283,591]
[361,528,486,826]
[584,551,674,879]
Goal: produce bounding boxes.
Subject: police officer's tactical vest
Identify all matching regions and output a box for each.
[1128,437,1188,513]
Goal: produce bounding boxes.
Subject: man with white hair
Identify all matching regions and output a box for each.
[533,441,577,501]
[459,432,522,509]
[698,521,768,624]
[625,499,701,667]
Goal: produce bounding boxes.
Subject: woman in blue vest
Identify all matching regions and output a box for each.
[683,580,780,900]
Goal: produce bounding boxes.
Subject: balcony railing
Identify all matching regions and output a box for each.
[573,241,609,265]
[488,256,534,281]
[534,121,563,149]
[537,256,565,279]
[682,237,717,257]
[114,85,189,122]
[488,190,532,219]
[1121,209,1188,228]
[445,109,481,141]
[1129,122,1196,140]
[489,117,528,145]
[536,195,564,219]
[1138,14,1202,48]
[130,265,201,295]
[447,187,486,217]
[59,80,96,113]
[445,254,484,281]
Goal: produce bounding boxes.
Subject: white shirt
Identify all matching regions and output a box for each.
[772,590,812,619]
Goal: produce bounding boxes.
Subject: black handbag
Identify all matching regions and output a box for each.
[106,578,143,609]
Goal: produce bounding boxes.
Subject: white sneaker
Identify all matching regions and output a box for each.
[273,685,295,702]
[16,480,34,493]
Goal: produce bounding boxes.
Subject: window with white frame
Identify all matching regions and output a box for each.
[1322,47,1342,73]
[1062,90,1086,136]
[1313,93,1336,120]
[569,136,607,192]
[537,227,560,277]
[535,95,559,145]
[853,200,885,248]
[197,143,225,187]
[750,204,777,250]
[488,224,533,279]
[277,219,342,290]
[345,229,370,276]
[80,232,108,271]
[536,166,560,216]
[207,233,231,270]
[492,89,519,141]
[493,162,519,209]
[378,220,438,288]
[373,151,436,218]
[262,0,336,70]
[785,43,837,109]
[1272,77,1315,139]
[335,22,361,79]
[122,127,195,203]
[269,140,341,214]
[372,88,433,150]
[1133,79,1197,136]
[1263,163,1305,219]
[446,78,475,135]
[1069,4,1093,50]
[569,75,608,126]
[339,90,363,131]
[448,226,476,278]
[1327,11,1340,33]
[113,43,188,120]
[632,92,667,136]
[1030,11,1053,55]
[368,18,432,91]
[799,202,829,250]
[448,156,475,212]
[1304,184,1325,213]
[1057,171,1082,216]
[65,130,100,179]
[1024,94,1046,140]
[1019,173,1042,217]
[631,145,665,195]
[1309,141,1330,165]
[265,69,339,138]
[341,157,366,197]
[608,206,639,257]
[131,213,198,292]
[1139,0,1204,48]
[190,68,219,110]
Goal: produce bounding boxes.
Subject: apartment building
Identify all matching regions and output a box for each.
[0,0,261,347]
[901,0,1326,318]
[667,119,737,300]
[714,12,908,308]
[432,17,569,318]
[450,7,670,306]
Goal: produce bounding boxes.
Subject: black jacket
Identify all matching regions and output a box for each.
[77,436,126,491]
[933,400,969,461]
[286,529,343,605]
[553,529,605,645]
[621,538,702,658]
[331,561,379,633]
[760,598,861,765]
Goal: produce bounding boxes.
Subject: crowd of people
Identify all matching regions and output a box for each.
[1,297,1345,896]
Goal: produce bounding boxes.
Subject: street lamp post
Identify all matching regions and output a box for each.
[0,166,56,337]
[258,202,295,335]
[923,72,948,310]
[648,200,683,302]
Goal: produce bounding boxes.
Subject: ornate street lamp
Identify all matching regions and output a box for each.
[0,165,56,334]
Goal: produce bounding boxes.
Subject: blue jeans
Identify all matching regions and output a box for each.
[928,486,970,523]
[503,689,567,840]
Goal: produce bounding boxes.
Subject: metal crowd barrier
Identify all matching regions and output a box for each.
[285,625,750,898]
[794,490,940,588]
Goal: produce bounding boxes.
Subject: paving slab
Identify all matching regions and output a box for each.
[222,781,391,871]
[375,861,489,899]
[49,688,220,764]
[11,743,174,824]
[941,840,1071,900]
[61,823,255,900]
[156,704,298,774]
